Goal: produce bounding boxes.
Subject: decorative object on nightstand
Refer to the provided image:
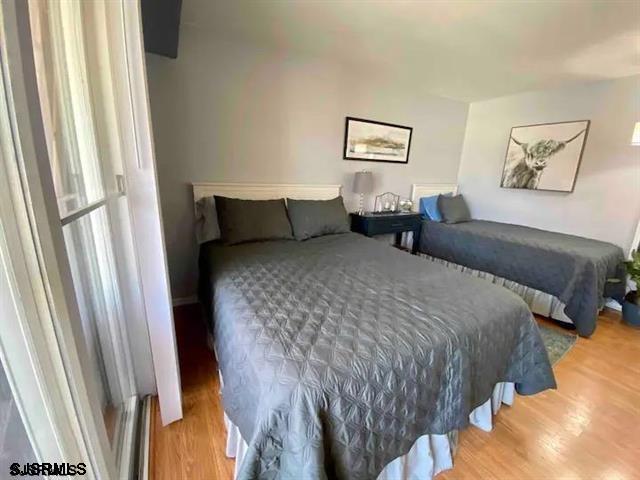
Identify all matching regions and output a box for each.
[398,198,413,212]
[352,171,373,215]
[350,211,422,254]
[374,192,400,213]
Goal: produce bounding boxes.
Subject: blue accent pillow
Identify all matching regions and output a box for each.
[419,193,452,221]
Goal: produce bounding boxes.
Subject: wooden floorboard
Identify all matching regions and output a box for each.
[150,305,640,479]
[149,303,234,480]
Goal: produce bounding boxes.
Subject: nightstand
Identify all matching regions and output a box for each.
[350,212,422,254]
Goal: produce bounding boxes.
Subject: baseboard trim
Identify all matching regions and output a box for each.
[172,295,198,306]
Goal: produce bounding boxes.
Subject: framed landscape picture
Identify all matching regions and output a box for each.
[343,117,413,164]
[500,120,590,192]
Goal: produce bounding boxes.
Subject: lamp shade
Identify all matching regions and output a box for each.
[632,122,640,146]
[352,171,373,194]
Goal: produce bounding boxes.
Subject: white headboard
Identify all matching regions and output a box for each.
[192,182,342,207]
[410,183,458,212]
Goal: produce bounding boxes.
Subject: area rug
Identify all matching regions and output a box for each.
[538,324,577,365]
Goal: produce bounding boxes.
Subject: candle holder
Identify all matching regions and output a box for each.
[373,192,400,214]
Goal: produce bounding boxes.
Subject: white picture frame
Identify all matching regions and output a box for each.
[500,120,590,193]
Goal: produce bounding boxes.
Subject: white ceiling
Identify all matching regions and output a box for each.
[181,0,640,102]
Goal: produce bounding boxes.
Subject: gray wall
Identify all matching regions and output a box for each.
[146,28,470,298]
[458,76,640,253]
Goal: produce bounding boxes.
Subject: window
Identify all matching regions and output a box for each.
[30,0,143,472]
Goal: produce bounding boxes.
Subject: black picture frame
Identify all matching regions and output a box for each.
[343,117,413,164]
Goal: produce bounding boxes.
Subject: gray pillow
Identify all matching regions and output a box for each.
[286,196,350,240]
[194,196,221,244]
[438,194,471,224]
[215,196,293,245]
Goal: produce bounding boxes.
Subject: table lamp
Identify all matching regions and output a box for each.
[353,171,373,214]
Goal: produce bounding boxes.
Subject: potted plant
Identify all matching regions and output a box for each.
[622,250,640,326]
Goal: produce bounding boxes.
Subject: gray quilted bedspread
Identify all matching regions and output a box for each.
[199,233,555,480]
[418,220,626,337]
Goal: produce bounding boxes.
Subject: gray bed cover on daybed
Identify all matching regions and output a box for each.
[199,233,555,480]
[418,219,626,337]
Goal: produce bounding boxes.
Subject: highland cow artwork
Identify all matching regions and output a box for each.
[501,120,590,192]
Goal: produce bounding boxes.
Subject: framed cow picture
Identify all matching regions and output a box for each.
[500,120,590,193]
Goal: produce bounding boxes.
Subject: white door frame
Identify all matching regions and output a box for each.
[118,0,182,425]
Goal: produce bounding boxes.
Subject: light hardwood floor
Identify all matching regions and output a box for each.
[150,305,640,479]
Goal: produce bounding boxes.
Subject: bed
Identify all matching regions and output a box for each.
[411,184,626,338]
[195,183,556,480]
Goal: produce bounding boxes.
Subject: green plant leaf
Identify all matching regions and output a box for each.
[625,250,640,285]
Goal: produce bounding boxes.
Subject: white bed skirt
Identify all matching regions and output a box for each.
[223,382,515,480]
[419,253,574,324]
